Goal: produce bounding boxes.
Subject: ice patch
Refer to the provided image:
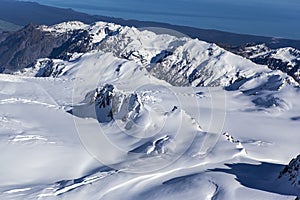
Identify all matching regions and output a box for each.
[9,135,50,143]
[4,188,31,194]
[0,98,57,108]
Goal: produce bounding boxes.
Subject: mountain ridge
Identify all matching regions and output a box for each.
[1,21,298,92]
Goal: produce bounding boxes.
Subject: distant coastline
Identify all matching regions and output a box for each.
[0,0,300,49]
[23,0,300,40]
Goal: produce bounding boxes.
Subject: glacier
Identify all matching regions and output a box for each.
[0,21,299,200]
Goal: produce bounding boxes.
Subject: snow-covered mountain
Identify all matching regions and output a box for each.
[224,43,300,84]
[0,21,299,200]
[6,21,297,89]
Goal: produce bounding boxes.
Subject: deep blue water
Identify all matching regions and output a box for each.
[31,0,300,39]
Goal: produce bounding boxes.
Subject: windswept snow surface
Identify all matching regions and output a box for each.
[0,21,300,200]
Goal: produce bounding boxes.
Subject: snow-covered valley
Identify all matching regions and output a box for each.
[0,21,299,200]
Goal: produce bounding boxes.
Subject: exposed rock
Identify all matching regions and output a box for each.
[0,23,68,72]
[0,22,121,73]
[76,84,143,124]
[279,155,300,188]
[50,29,94,60]
[223,43,300,84]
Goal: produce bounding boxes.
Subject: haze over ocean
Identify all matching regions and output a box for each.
[30,0,300,39]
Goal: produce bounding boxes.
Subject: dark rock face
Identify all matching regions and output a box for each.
[250,48,300,83]
[50,29,94,60]
[95,84,115,109]
[33,59,66,77]
[0,23,100,73]
[0,24,68,72]
[279,155,300,187]
[94,84,115,123]
[34,59,55,77]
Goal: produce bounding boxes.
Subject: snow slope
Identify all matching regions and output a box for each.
[225,43,300,84]
[0,21,299,200]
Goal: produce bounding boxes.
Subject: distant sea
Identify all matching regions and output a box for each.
[31,0,300,40]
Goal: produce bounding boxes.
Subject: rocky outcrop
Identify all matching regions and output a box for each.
[74,84,143,124]
[50,29,94,60]
[0,22,120,73]
[279,154,300,188]
[223,43,300,84]
[0,24,68,72]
